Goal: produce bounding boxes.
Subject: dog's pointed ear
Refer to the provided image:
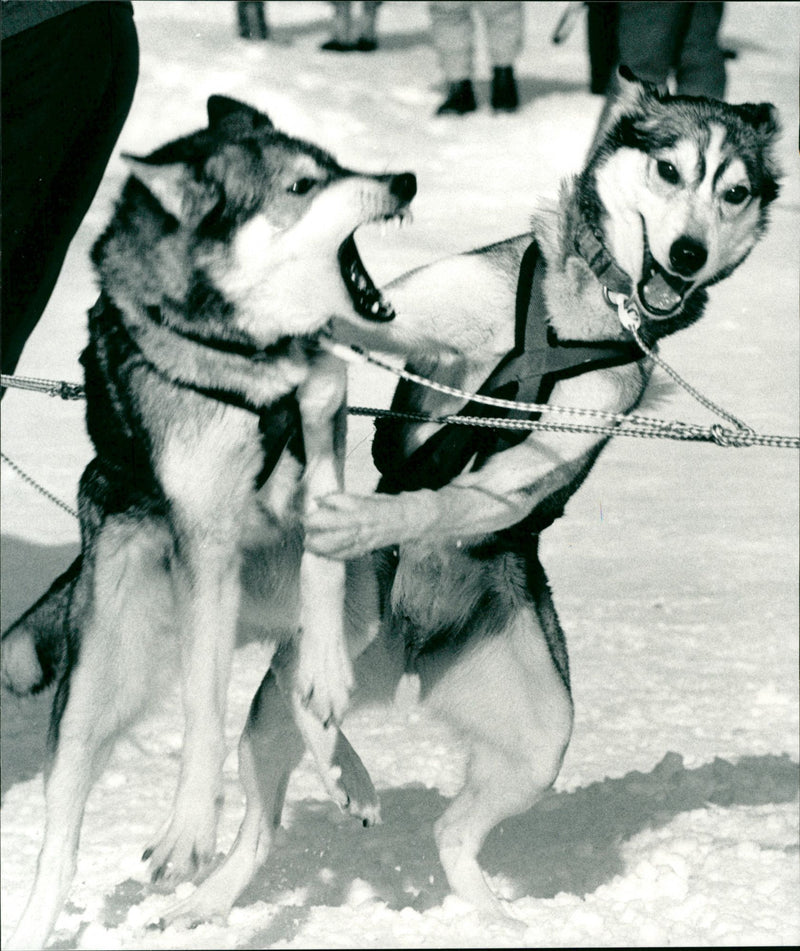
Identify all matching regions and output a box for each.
[734,101,780,140]
[615,65,664,109]
[207,95,273,134]
[734,101,781,205]
[122,152,189,219]
[122,147,220,223]
[589,66,656,153]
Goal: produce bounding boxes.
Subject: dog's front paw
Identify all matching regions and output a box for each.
[295,629,353,726]
[295,552,352,725]
[143,801,219,885]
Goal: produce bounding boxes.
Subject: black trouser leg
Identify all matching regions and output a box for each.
[1,3,139,377]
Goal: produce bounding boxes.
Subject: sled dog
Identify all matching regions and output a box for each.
[158,71,781,925]
[1,95,415,950]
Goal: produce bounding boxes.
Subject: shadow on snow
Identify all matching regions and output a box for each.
[3,538,797,944]
[95,754,799,947]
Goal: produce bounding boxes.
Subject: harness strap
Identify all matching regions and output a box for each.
[375,240,644,496]
[145,304,295,363]
[85,294,304,489]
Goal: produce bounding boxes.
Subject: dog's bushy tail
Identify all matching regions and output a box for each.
[1,558,80,696]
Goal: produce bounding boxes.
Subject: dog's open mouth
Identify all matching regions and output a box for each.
[635,229,693,318]
[338,232,397,322]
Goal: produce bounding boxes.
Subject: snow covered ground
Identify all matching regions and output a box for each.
[1,2,798,947]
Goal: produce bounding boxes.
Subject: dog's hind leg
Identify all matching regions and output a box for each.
[141,406,268,884]
[160,659,380,928]
[6,515,176,951]
[418,594,573,917]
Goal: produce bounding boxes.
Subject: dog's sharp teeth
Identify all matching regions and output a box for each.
[370,300,381,314]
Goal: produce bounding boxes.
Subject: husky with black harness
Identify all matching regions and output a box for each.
[1,95,416,950]
[156,71,781,927]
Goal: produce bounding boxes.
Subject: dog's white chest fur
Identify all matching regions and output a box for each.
[157,404,265,533]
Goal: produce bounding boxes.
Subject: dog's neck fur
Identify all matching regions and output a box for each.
[533,187,627,343]
[97,290,313,413]
[92,189,320,412]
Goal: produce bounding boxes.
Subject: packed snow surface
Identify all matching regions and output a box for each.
[1,2,798,948]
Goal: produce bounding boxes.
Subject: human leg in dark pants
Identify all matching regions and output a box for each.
[1,3,139,377]
[674,2,726,98]
[614,0,725,97]
[588,2,726,157]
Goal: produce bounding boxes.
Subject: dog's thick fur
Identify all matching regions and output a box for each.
[157,73,781,926]
[1,96,415,950]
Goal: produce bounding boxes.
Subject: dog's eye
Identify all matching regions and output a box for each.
[289,178,316,195]
[723,184,750,205]
[656,160,680,185]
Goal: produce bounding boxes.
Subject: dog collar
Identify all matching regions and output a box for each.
[145,304,297,362]
[574,222,633,298]
[87,295,306,489]
[604,286,646,334]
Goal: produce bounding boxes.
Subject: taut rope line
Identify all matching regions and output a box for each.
[2,327,798,519]
[316,336,799,449]
[0,450,78,518]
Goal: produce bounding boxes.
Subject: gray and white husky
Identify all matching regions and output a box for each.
[1,95,415,950]
[155,70,781,927]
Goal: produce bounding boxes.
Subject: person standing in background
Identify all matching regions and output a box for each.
[236,1,269,40]
[320,1,382,52]
[429,1,524,115]
[585,1,618,95]
[1,0,139,382]
[589,2,727,152]
[613,1,726,98]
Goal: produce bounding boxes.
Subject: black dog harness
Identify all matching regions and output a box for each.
[375,240,644,496]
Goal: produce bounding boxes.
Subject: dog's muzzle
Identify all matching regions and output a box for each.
[637,222,696,317]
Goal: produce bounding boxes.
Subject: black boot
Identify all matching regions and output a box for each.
[321,3,353,51]
[491,66,519,112]
[436,80,477,116]
[320,39,355,51]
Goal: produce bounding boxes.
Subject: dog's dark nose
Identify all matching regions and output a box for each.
[390,173,417,202]
[669,236,707,276]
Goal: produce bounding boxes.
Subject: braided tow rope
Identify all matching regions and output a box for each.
[316,337,800,450]
[1,328,798,518]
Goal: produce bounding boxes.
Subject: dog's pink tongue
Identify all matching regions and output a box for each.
[640,270,683,313]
